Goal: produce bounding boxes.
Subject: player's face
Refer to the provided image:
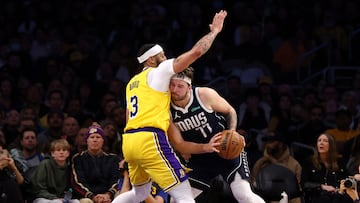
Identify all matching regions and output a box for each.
[170,79,190,101]
[153,52,167,66]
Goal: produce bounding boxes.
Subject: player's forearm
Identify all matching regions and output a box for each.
[225,108,237,130]
[174,141,213,155]
[193,31,218,56]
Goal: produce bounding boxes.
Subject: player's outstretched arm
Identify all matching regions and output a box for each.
[172,10,227,73]
[168,120,221,154]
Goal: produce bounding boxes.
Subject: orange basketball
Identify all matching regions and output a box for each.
[216,130,244,160]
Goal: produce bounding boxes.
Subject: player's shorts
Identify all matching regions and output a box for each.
[188,150,251,190]
[123,127,188,192]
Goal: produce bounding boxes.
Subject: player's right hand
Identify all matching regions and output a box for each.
[209,10,227,34]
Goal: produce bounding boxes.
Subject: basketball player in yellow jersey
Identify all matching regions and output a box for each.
[112,10,227,203]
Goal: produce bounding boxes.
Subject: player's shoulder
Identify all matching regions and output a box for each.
[196,86,219,99]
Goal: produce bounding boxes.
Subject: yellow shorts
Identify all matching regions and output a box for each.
[122,128,188,192]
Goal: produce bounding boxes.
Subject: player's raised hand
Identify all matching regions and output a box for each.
[209,10,227,34]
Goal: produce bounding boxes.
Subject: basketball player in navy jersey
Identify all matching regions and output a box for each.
[169,67,265,203]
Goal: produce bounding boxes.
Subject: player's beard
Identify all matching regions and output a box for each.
[171,90,189,103]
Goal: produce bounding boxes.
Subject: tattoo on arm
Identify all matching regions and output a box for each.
[195,31,217,54]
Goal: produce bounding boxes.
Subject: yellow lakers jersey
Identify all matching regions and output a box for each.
[125,68,171,132]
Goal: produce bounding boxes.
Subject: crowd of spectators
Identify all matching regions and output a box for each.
[0,0,360,202]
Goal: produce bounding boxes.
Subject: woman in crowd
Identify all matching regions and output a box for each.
[301,133,347,203]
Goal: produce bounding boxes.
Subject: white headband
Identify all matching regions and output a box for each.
[171,74,192,85]
[137,44,163,63]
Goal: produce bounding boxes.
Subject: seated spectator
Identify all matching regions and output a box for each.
[70,124,120,203]
[301,133,347,203]
[39,89,67,129]
[267,94,292,134]
[0,138,24,203]
[37,109,65,155]
[344,135,360,175]
[9,128,45,200]
[30,139,79,203]
[70,127,88,157]
[62,116,80,148]
[296,104,332,147]
[251,132,302,203]
[2,108,20,149]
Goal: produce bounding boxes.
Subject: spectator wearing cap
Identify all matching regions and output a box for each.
[70,123,120,203]
[251,132,302,203]
[324,108,360,156]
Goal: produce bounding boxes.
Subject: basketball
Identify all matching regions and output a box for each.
[216,130,244,160]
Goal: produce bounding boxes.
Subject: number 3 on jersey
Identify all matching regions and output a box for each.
[129,95,138,118]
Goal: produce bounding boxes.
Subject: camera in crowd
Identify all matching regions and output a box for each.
[344,177,358,189]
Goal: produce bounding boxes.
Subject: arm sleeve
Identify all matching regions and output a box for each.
[148,59,175,92]
[107,156,121,198]
[70,154,94,198]
[31,161,58,199]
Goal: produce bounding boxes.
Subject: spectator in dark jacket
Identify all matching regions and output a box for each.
[70,123,120,203]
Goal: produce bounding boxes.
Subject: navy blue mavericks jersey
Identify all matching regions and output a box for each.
[170,87,247,187]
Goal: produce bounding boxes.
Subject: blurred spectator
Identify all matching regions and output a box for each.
[0,137,24,203]
[339,91,360,129]
[343,134,360,175]
[287,99,308,143]
[96,92,116,122]
[238,88,270,132]
[313,8,348,65]
[39,89,66,129]
[29,28,51,62]
[107,78,126,107]
[226,23,273,67]
[2,109,20,149]
[101,121,117,154]
[272,23,307,83]
[296,104,332,147]
[24,83,47,119]
[37,109,65,155]
[267,94,292,134]
[257,76,275,108]
[301,133,347,203]
[7,116,37,150]
[0,77,22,111]
[251,132,302,203]
[62,116,80,148]
[225,75,243,110]
[325,108,360,156]
[301,88,319,110]
[70,127,87,157]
